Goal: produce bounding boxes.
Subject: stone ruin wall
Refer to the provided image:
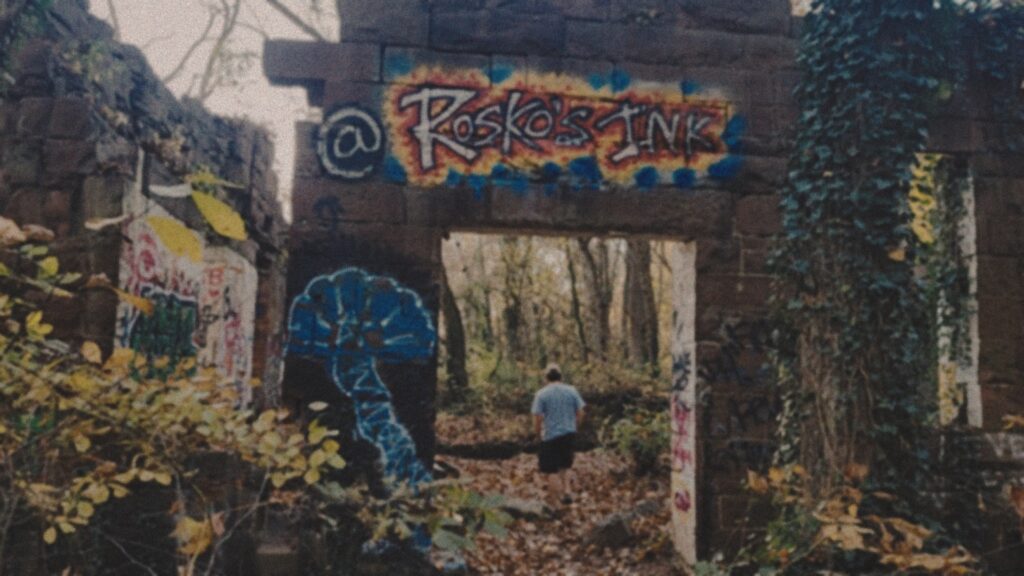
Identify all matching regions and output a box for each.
[0,0,289,408]
[266,0,1024,568]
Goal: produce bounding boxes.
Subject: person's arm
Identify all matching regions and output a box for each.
[575,389,586,428]
[531,394,544,439]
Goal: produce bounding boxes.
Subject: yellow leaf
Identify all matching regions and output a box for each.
[304,468,321,485]
[113,289,154,316]
[888,247,906,262]
[327,454,346,470]
[76,501,94,518]
[747,470,769,495]
[309,449,327,468]
[146,216,202,262]
[309,401,329,412]
[73,434,91,453]
[912,219,935,245]
[191,191,247,241]
[25,311,53,340]
[188,168,243,190]
[322,440,340,454]
[38,256,59,277]
[271,472,289,488]
[104,348,136,371]
[172,517,213,556]
[152,471,172,486]
[0,216,27,247]
[85,484,110,505]
[43,527,57,544]
[307,421,328,445]
[81,341,102,364]
[1003,414,1024,430]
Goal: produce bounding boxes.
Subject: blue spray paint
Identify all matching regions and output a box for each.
[490,63,515,85]
[680,80,701,96]
[384,155,408,184]
[635,166,660,190]
[384,54,413,78]
[708,155,744,181]
[673,168,697,189]
[569,156,602,191]
[288,269,436,547]
[610,69,632,93]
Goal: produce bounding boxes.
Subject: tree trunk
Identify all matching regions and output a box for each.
[624,240,659,373]
[439,265,469,403]
[577,238,614,359]
[565,242,591,363]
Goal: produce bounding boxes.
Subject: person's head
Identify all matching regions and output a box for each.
[544,363,562,384]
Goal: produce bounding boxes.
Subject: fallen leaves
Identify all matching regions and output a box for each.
[146,215,202,262]
[191,191,247,241]
[439,435,675,576]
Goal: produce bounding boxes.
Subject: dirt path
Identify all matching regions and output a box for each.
[439,450,679,575]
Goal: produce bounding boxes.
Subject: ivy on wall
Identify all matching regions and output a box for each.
[769,0,1022,570]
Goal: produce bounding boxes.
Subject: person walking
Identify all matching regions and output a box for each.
[531,363,585,505]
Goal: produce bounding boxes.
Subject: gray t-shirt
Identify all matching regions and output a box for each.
[531,382,585,441]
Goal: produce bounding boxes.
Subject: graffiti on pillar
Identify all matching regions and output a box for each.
[318,105,387,180]
[116,202,258,400]
[287,268,437,488]
[382,67,744,193]
[198,248,258,403]
[117,214,203,364]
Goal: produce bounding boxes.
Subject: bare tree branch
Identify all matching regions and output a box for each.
[163,7,218,84]
[196,0,243,103]
[105,0,121,40]
[264,0,326,41]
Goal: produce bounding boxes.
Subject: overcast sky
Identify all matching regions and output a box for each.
[89,0,340,219]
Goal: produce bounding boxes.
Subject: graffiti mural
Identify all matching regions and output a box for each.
[116,188,259,400]
[117,210,203,364]
[315,65,744,193]
[383,67,742,192]
[287,268,437,488]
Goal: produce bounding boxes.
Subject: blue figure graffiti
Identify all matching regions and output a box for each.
[287,268,436,488]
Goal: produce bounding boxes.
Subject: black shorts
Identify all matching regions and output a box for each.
[538,433,576,474]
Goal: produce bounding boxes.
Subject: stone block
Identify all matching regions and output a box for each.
[976,216,1022,256]
[48,97,93,139]
[927,117,978,153]
[16,97,53,138]
[561,0,610,20]
[383,46,490,83]
[735,194,782,237]
[291,178,405,227]
[675,0,792,36]
[732,157,788,194]
[565,20,617,59]
[340,0,429,46]
[977,296,1023,345]
[741,34,798,69]
[430,9,566,54]
[2,141,41,185]
[978,338,1020,387]
[43,139,95,183]
[696,274,772,311]
[41,190,73,237]
[520,55,614,95]
[2,189,44,225]
[976,256,1021,303]
[263,40,381,85]
[981,386,1024,431]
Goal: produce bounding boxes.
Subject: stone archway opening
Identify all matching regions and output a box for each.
[432,230,700,567]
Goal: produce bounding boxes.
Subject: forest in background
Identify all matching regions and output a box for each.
[438,235,679,416]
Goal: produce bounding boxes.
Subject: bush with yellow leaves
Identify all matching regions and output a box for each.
[0,215,346,574]
[0,215,510,575]
[734,464,980,575]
